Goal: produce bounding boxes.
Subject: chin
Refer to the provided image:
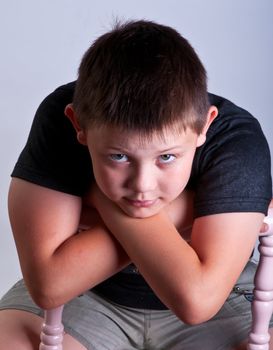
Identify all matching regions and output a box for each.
[119,205,161,219]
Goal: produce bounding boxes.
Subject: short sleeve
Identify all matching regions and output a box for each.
[11,82,93,196]
[190,94,272,218]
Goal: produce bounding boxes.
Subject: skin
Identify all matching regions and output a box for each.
[78,121,261,324]
[68,104,267,324]
[0,103,272,349]
[85,126,205,219]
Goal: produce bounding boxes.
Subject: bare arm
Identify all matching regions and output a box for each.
[92,187,264,324]
[8,178,130,309]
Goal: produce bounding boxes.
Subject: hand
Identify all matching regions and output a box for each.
[80,184,111,230]
[164,190,194,241]
[260,199,273,233]
[79,204,103,231]
[89,184,195,241]
[85,183,121,216]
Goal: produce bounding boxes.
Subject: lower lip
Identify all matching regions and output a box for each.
[125,199,157,208]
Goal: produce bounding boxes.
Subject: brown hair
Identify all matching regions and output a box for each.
[73,20,209,135]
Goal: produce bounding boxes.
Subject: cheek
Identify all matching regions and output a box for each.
[165,176,187,195]
[162,165,192,196]
[92,164,108,189]
[93,166,123,198]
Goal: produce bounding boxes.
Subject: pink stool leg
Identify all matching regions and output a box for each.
[39,305,64,350]
[247,210,273,350]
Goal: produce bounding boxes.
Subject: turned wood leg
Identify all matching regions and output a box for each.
[39,305,64,350]
[247,209,273,350]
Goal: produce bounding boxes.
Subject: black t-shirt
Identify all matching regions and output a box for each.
[11,81,272,309]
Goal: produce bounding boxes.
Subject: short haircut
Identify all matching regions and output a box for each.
[73,20,209,135]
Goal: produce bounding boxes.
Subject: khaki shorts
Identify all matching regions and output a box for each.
[1,261,273,350]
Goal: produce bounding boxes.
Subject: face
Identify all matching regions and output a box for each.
[83,125,205,218]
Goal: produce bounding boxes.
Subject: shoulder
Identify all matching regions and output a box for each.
[207,93,263,136]
[190,93,272,217]
[29,81,77,143]
[203,93,269,157]
[11,81,92,196]
[36,81,76,120]
[45,81,76,102]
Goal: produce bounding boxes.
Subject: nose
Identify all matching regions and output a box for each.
[127,164,156,194]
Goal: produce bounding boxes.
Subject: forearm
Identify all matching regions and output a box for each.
[94,199,262,324]
[9,180,130,309]
[95,209,203,321]
[23,225,129,309]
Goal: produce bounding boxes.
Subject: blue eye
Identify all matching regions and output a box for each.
[159,154,176,163]
[109,154,128,162]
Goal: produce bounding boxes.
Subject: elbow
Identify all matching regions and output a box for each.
[23,264,69,309]
[174,305,215,326]
[169,291,221,325]
[28,289,57,310]
[32,292,61,310]
[26,279,65,310]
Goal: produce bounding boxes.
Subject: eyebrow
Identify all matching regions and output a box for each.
[157,146,185,153]
[106,145,185,154]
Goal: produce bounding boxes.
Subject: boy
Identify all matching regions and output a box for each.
[0,20,272,349]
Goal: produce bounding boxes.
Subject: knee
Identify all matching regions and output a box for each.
[0,309,42,349]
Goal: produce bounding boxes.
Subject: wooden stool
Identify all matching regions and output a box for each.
[39,305,64,350]
[39,209,273,350]
[247,208,273,350]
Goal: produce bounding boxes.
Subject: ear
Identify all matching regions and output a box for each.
[64,104,87,145]
[196,106,218,147]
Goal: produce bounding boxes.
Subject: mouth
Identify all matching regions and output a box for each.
[125,198,158,208]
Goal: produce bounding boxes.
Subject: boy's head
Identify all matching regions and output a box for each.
[73,19,210,136]
[66,20,218,218]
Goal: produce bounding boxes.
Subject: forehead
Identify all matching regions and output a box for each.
[86,124,198,151]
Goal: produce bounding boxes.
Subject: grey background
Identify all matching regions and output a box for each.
[1,0,272,297]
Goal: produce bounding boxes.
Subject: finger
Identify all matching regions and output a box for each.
[260,222,269,233]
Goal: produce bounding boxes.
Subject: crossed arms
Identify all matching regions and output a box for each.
[9,177,266,324]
